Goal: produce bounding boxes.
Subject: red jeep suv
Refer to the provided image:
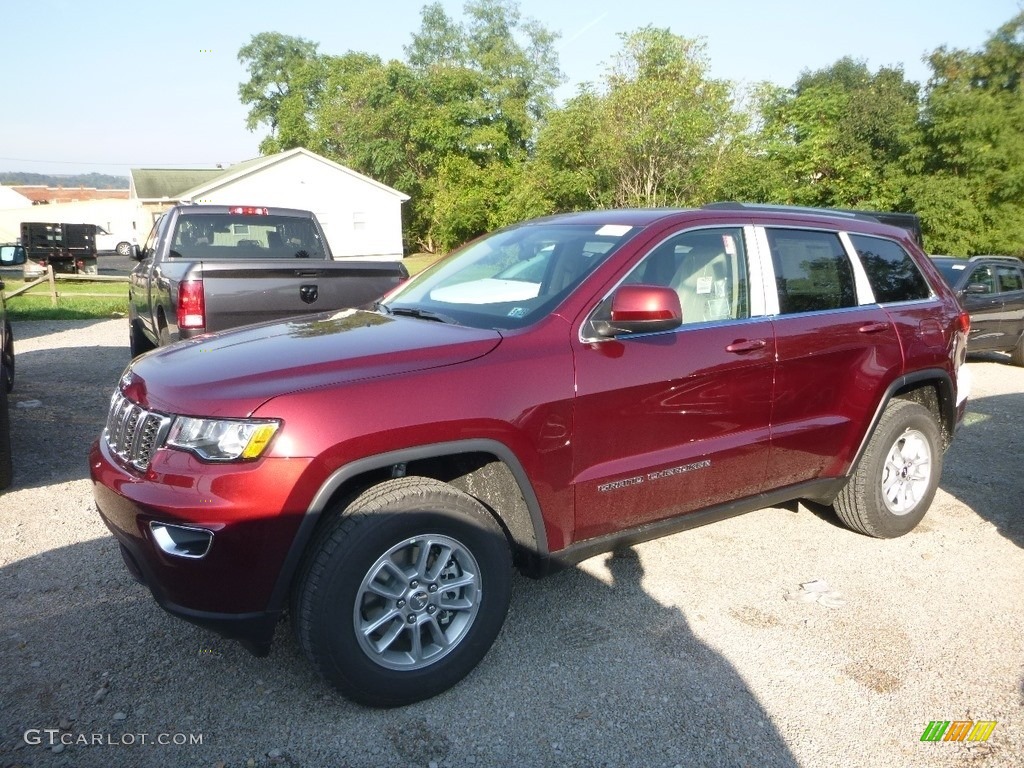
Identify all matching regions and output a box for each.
[91,204,971,706]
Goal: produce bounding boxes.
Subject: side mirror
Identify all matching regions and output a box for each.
[593,285,682,338]
[963,283,990,295]
[132,245,145,261]
[0,245,27,266]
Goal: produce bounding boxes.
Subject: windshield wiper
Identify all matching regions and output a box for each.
[390,307,458,325]
[373,301,393,315]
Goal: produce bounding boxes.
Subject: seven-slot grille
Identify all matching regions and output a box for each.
[104,391,172,471]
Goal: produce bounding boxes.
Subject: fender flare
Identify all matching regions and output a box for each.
[265,438,549,613]
[847,368,956,476]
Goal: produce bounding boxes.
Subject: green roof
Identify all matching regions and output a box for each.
[130,168,226,200]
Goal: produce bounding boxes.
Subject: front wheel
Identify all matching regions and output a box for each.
[2,322,13,393]
[0,385,12,490]
[116,241,133,257]
[1010,331,1024,367]
[834,400,943,538]
[292,477,512,707]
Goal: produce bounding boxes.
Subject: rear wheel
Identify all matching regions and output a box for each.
[292,477,512,707]
[834,400,942,538]
[116,241,133,257]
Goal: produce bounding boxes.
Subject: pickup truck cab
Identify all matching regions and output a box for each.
[128,204,408,356]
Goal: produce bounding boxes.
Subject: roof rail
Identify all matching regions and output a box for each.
[702,202,923,246]
[968,255,1022,264]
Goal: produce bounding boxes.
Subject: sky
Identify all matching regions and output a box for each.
[1,0,1021,178]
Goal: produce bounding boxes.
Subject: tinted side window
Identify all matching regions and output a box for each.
[620,228,750,325]
[767,229,855,314]
[997,265,1023,293]
[848,234,931,303]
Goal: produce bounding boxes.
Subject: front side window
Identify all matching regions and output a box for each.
[767,229,855,314]
[614,227,751,326]
[966,265,996,294]
[385,223,638,329]
[848,234,931,303]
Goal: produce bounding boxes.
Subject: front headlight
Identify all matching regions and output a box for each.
[166,417,280,461]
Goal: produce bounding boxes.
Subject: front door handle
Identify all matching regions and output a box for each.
[858,322,890,334]
[725,338,767,353]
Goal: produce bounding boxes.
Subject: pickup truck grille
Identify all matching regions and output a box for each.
[104,391,172,471]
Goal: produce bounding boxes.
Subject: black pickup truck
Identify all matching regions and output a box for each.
[128,205,408,357]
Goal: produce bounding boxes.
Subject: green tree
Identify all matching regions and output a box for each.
[315,0,562,250]
[531,28,746,210]
[912,13,1024,255]
[238,32,326,154]
[756,57,920,210]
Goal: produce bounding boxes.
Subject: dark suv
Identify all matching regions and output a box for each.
[0,244,20,490]
[930,255,1024,365]
[91,204,970,706]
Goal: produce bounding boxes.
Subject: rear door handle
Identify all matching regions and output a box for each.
[725,338,767,353]
[858,322,890,334]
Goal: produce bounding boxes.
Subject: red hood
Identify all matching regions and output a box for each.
[123,310,502,417]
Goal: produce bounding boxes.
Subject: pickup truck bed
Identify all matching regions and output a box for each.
[128,205,407,356]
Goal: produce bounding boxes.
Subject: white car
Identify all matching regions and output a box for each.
[94,227,138,256]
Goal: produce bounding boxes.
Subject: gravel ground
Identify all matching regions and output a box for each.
[0,318,1021,768]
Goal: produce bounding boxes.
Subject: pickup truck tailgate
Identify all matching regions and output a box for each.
[194,260,407,333]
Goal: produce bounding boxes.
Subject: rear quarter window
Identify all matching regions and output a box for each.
[848,234,931,303]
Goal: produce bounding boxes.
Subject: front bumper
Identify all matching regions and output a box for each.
[89,438,315,654]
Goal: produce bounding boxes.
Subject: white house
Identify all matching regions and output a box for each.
[0,186,33,242]
[131,149,409,260]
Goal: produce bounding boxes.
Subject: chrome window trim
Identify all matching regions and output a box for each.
[839,230,877,305]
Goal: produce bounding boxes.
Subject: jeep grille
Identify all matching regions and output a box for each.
[104,391,172,471]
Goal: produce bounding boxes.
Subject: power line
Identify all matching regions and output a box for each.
[0,157,234,168]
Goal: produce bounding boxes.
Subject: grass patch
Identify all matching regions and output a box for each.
[404,252,446,275]
[3,278,129,320]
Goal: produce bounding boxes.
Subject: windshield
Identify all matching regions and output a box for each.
[931,258,966,288]
[384,222,638,329]
[170,213,326,259]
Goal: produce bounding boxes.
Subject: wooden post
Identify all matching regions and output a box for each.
[47,265,57,306]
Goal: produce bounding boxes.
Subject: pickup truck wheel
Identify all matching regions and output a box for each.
[129,320,154,358]
[116,241,133,257]
[0,385,12,490]
[2,322,13,393]
[292,476,512,707]
[834,400,942,538]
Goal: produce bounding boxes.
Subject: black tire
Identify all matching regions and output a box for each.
[1010,332,1024,367]
[834,400,943,538]
[0,385,12,491]
[129,319,154,358]
[292,476,512,707]
[116,241,133,257]
[2,322,13,393]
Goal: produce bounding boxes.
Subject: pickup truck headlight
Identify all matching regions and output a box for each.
[166,417,280,461]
